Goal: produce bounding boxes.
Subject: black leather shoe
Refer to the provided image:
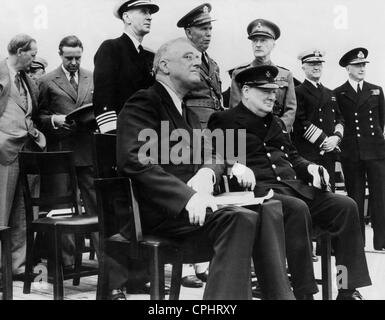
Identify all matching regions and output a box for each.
[181,275,203,288]
[196,270,208,283]
[336,290,364,300]
[110,289,126,300]
[126,282,171,295]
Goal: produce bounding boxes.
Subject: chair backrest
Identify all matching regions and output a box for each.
[94,177,143,244]
[18,151,82,224]
[92,133,118,178]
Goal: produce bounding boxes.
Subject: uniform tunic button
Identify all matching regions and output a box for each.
[319,119,323,122]
[290,163,293,168]
[277,177,281,182]
[356,127,360,130]
[357,134,361,137]
[372,133,375,136]
[263,143,266,147]
[369,111,373,114]
[332,109,335,113]
[272,164,277,169]
[319,109,322,112]
[281,146,284,151]
[104,107,107,111]
[370,118,373,121]
[294,176,297,179]
[285,153,289,157]
[355,120,359,123]
[355,113,358,116]
[371,125,374,128]
[267,153,271,158]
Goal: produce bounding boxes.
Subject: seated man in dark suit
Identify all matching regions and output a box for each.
[208,65,372,300]
[116,37,295,300]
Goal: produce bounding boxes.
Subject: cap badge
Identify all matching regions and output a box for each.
[256,22,262,30]
[203,6,209,13]
[357,51,365,59]
[314,50,321,57]
[266,71,271,78]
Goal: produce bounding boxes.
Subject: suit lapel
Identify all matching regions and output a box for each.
[340,81,357,104]
[154,82,194,135]
[357,82,372,108]
[76,69,91,107]
[52,67,77,102]
[303,80,322,100]
[265,115,285,142]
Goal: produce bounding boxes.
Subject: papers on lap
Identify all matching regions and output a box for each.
[215,189,274,207]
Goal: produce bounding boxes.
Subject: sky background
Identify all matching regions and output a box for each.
[1,0,384,90]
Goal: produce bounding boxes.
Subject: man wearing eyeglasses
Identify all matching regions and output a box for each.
[36,35,98,269]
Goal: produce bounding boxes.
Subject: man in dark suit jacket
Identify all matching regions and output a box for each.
[293,49,344,191]
[0,34,46,276]
[93,0,159,133]
[208,65,371,300]
[37,35,98,266]
[335,48,385,250]
[116,38,295,300]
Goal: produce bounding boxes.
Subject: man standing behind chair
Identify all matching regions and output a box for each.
[229,19,297,132]
[334,48,385,250]
[93,0,159,133]
[177,3,223,129]
[36,35,98,265]
[0,34,46,276]
[293,49,344,191]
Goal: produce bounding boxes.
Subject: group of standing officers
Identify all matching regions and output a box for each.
[0,0,384,300]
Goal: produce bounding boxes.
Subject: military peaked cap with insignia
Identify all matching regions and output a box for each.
[298,49,326,64]
[177,3,216,28]
[339,47,370,67]
[235,65,279,89]
[247,19,281,40]
[113,0,159,19]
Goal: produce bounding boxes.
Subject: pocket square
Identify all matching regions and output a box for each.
[371,89,380,96]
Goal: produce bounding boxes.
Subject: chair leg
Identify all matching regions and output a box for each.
[72,234,83,286]
[89,236,95,261]
[321,234,332,300]
[96,248,108,300]
[1,229,13,300]
[53,228,64,300]
[148,246,164,300]
[169,257,183,300]
[23,229,35,294]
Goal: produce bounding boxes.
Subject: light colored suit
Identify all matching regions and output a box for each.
[0,59,45,274]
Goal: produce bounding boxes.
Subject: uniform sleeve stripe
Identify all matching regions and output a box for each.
[97,115,118,126]
[98,121,117,134]
[96,111,117,122]
[304,124,324,144]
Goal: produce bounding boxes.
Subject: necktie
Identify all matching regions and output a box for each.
[69,72,78,92]
[138,44,145,57]
[15,73,28,111]
[181,101,188,123]
[357,83,362,95]
[201,52,209,70]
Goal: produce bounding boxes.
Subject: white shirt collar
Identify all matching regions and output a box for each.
[61,65,78,83]
[348,78,364,92]
[306,78,321,88]
[125,31,141,53]
[158,80,183,115]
